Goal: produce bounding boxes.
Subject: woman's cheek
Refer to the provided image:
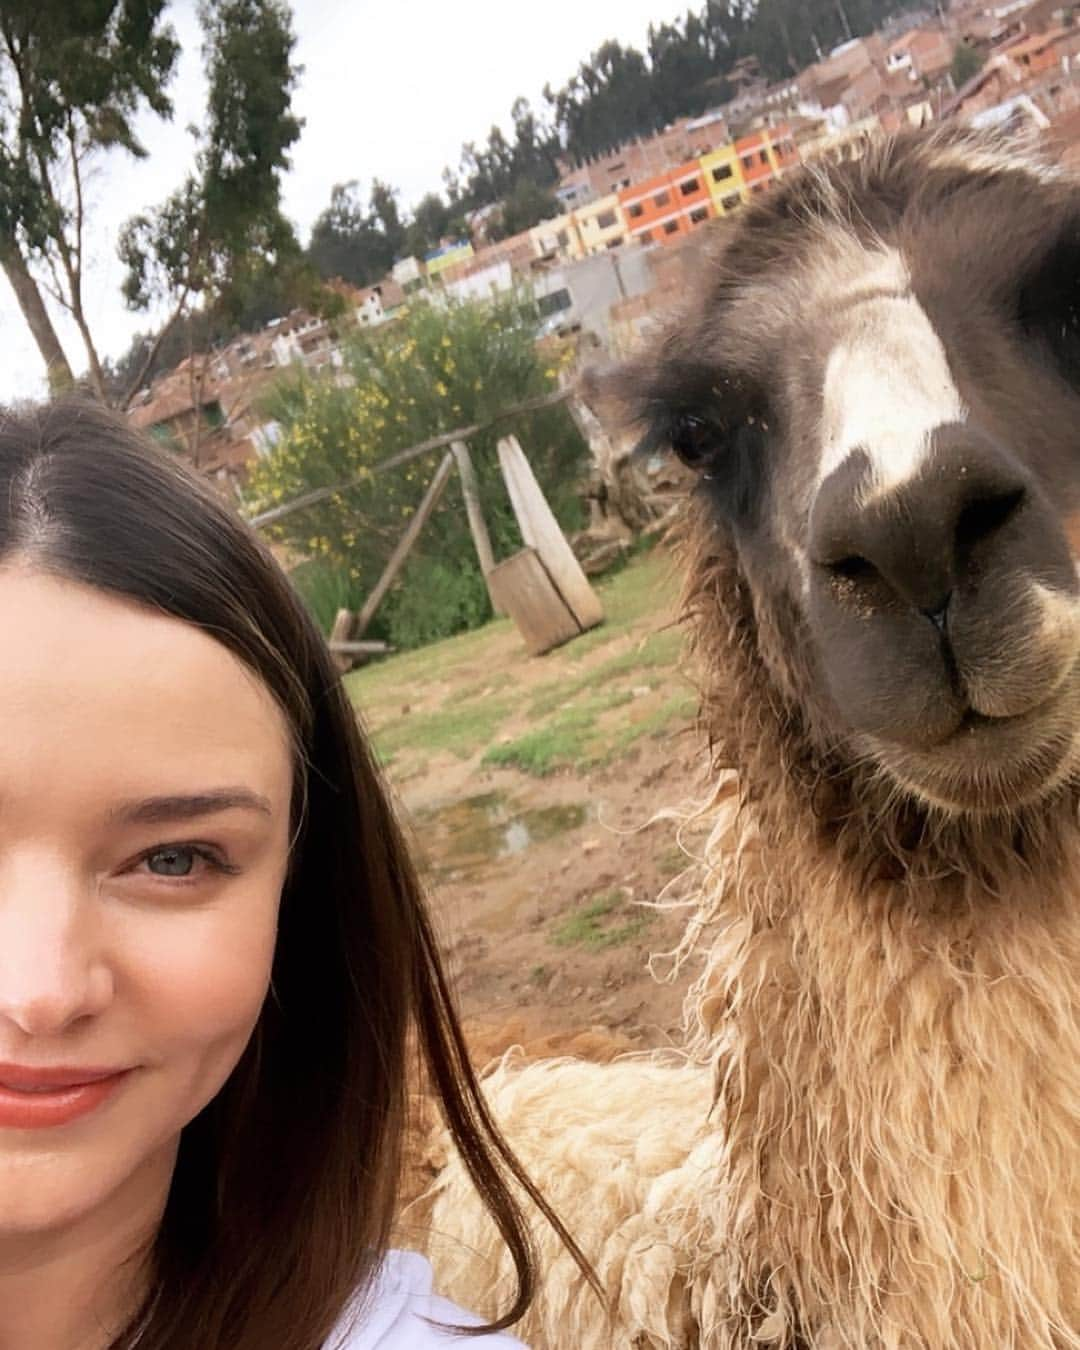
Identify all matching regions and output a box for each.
[113,875,283,1079]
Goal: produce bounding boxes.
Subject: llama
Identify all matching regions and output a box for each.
[417,127,1080,1349]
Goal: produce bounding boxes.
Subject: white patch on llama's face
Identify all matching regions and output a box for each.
[818,250,968,499]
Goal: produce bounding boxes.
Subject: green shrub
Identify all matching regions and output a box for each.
[288,558,367,636]
[380,555,492,649]
[244,293,587,647]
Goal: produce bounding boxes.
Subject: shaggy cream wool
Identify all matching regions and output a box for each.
[421,1052,717,1349]
[422,771,1080,1348]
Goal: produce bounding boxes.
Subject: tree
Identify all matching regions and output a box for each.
[648,15,716,124]
[549,41,660,163]
[491,179,559,240]
[308,181,395,286]
[404,192,462,258]
[951,41,984,89]
[0,1,179,393]
[117,0,302,405]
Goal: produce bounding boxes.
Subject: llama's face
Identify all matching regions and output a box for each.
[637,135,1080,814]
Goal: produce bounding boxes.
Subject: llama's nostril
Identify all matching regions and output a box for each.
[955,487,1026,557]
[921,595,951,633]
[829,555,878,584]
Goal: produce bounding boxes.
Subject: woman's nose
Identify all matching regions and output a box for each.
[0,853,115,1036]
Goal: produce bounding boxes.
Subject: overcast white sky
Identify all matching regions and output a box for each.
[0,0,696,403]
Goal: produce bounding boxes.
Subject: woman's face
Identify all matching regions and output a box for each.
[0,567,293,1236]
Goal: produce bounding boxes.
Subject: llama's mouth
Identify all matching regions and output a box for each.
[871,693,1080,814]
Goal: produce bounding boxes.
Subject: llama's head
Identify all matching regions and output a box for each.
[625,129,1080,818]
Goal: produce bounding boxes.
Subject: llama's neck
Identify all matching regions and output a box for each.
[689,790,1080,1349]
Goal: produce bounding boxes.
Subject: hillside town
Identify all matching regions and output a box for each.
[130,0,1080,493]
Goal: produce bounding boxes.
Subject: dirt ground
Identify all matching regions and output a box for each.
[348,552,712,1068]
[407,736,705,1064]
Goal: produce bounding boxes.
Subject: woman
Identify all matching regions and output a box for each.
[0,398,592,1349]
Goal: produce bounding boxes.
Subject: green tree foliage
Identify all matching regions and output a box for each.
[307,180,402,286]
[951,42,984,89]
[244,295,585,648]
[117,0,301,401]
[491,179,560,242]
[649,13,718,124]
[0,0,180,393]
[547,41,660,161]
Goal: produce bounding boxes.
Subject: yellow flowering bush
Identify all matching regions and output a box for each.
[244,293,587,645]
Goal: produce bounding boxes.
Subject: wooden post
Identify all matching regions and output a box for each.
[451,438,503,615]
[451,440,495,574]
[354,451,455,637]
[328,607,355,676]
[486,549,581,655]
[329,607,354,646]
[497,434,604,631]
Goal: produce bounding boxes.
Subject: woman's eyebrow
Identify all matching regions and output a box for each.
[106,788,274,825]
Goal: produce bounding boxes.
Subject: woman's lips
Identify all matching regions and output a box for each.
[0,1064,132,1129]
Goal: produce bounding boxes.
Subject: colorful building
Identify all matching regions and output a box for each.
[699,143,749,216]
[529,211,585,262]
[732,125,799,200]
[573,193,627,254]
[425,241,474,280]
[617,159,714,247]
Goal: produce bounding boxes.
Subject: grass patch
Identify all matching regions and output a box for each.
[483,688,634,775]
[345,551,691,778]
[345,615,513,709]
[605,691,698,760]
[657,843,691,879]
[482,709,596,776]
[374,695,515,762]
[526,626,683,719]
[490,686,695,778]
[568,550,680,656]
[551,889,651,950]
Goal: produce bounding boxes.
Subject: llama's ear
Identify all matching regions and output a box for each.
[578,359,643,416]
[577,357,658,452]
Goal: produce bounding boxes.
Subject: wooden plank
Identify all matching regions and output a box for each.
[328,641,392,655]
[450,440,496,575]
[451,438,503,617]
[497,434,604,632]
[329,607,354,646]
[354,451,454,637]
[487,548,582,656]
[328,607,356,675]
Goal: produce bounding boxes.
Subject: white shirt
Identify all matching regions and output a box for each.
[327,1250,528,1349]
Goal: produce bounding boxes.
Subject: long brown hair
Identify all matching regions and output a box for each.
[0,397,595,1348]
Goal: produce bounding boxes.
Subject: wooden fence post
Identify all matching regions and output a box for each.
[497,434,604,631]
[354,451,455,637]
[450,438,503,615]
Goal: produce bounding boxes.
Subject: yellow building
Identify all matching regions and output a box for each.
[529,212,585,262]
[699,145,748,217]
[572,193,627,255]
[425,241,474,280]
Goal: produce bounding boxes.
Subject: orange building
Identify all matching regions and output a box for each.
[733,125,799,199]
[617,159,714,247]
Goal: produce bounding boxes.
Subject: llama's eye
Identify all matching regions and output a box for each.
[1017,240,1080,384]
[669,413,722,468]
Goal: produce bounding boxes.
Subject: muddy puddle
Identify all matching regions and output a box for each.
[414,791,591,880]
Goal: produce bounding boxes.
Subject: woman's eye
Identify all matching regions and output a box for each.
[146,846,200,877]
[137,844,233,881]
[669,412,721,468]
